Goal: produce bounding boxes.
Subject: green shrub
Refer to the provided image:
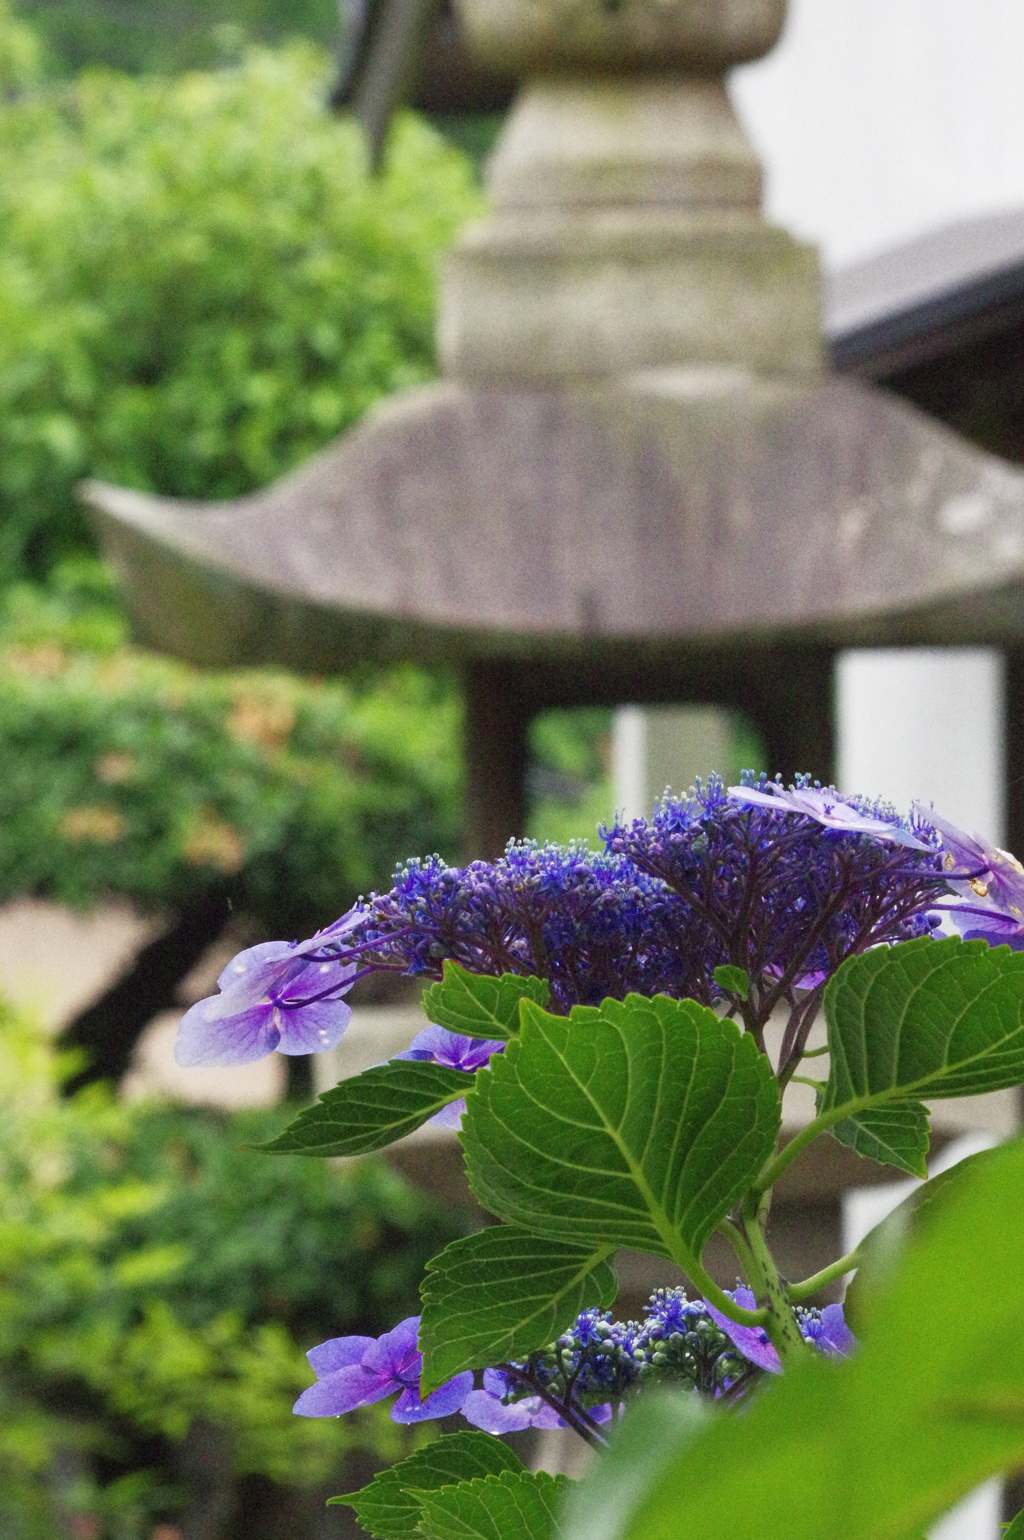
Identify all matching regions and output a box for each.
[0,566,462,935]
[0,21,482,580]
[16,0,339,76]
[0,1003,464,1535]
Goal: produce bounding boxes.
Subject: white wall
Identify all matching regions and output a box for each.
[732,0,1024,267]
[836,650,1005,841]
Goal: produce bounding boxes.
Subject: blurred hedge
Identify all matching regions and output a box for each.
[0,15,482,581]
[0,1005,466,1537]
[15,0,339,76]
[0,566,462,937]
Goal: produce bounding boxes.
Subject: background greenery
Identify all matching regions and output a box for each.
[0,564,462,931]
[0,1003,466,1537]
[0,19,482,582]
[16,0,340,76]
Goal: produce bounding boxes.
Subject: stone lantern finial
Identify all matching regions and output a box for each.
[442,0,819,383]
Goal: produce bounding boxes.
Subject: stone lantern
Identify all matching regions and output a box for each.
[83,0,1024,858]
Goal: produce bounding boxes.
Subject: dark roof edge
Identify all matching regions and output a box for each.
[829,254,1024,378]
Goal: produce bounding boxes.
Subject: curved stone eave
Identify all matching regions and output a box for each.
[82,374,1024,674]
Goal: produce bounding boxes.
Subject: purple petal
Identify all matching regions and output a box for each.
[961,922,1024,951]
[306,1335,375,1376]
[391,1372,474,1423]
[274,996,353,1055]
[215,939,298,994]
[429,1097,467,1129]
[461,1389,563,1433]
[811,1304,856,1358]
[293,1365,393,1417]
[727,786,787,813]
[174,994,280,1067]
[729,785,930,850]
[704,1295,781,1374]
[294,907,366,954]
[461,1390,537,1433]
[363,1316,421,1379]
[396,1026,504,1073]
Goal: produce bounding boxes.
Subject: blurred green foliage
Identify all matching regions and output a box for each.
[0,16,482,582]
[0,1002,463,1535]
[16,0,339,76]
[528,708,615,849]
[0,564,462,932]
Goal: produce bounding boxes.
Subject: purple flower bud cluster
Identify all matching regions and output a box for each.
[349,841,710,1014]
[293,1291,855,1442]
[605,774,947,1046]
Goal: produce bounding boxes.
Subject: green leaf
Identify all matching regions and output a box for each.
[253,1060,472,1157]
[331,1432,524,1538]
[411,1471,570,1540]
[461,994,780,1274]
[562,1134,1024,1540]
[713,964,750,1000]
[1003,1512,1024,1539]
[822,938,1024,1133]
[844,1146,1002,1327]
[419,1225,617,1390]
[560,1391,711,1540]
[422,962,550,1041]
[830,1101,931,1177]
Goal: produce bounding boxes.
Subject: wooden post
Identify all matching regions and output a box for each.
[1004,650,1024,861]
[737,648,837,786]
[463,660,531,859]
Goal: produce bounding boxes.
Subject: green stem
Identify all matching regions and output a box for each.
[717,1218,757,1282]
[786,1248,861,1303]
[790,1075,826,1090]
[799,1044,830,1058]
[741,1198,811,1363]
[686,1255,767,1328]
[753,1108,846,1196]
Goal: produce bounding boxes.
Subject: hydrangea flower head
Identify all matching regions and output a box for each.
[351,840,710,1013]
[293,1315,472,1423]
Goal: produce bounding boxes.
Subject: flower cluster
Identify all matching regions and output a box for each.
[175,910,364,1067]
[294,1291,855,1442]
[349,841,711,1013]
[174,772,1024,1077]
[293,1315,472,1424]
